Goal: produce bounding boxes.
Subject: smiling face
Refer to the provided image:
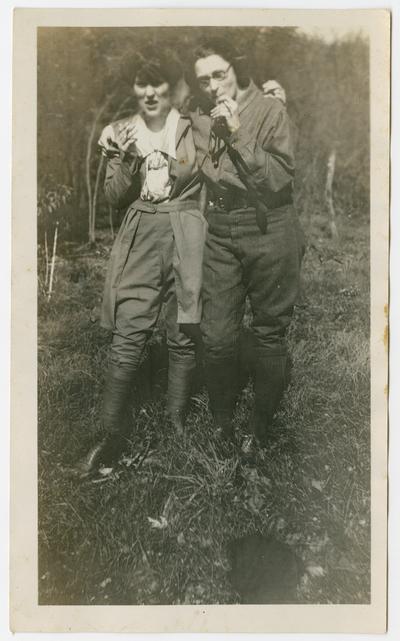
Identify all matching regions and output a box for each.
[133,80,172,123]
[194,54,239,104]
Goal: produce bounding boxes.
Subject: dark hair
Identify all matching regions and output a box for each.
[120,46,183,90]
[191,37,250,89]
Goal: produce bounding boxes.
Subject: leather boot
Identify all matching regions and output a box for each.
[250,351,291,445]
[65,363,136,479]
[64,437,109,479]
[166,352,196,436]
[205,356,239,442]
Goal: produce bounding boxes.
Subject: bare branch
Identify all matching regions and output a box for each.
[44,231,50,287]
[47,221,59,302]
[86,93,116,244]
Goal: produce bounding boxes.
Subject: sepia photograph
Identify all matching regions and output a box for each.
[10,7,389,634]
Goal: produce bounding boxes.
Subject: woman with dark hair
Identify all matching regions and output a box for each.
[96,38,296,456]
[68,49,206,478]
[188,37,305,451]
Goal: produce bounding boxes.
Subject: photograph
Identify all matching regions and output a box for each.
[10,7,389,634]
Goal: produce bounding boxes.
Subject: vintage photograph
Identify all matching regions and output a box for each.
[10,7,389,634]
[37,22,372,607]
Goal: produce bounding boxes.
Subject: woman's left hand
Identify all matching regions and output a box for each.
[210,96,240,134]
[262,80,287,105]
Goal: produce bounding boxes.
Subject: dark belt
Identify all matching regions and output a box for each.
[207,186,293,234]
[208,185,293,214]
[208,192,251,212]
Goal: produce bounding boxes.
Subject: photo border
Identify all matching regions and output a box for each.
[10,7,389,633]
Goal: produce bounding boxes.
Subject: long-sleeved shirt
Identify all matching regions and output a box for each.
[100,112,207,326]
[189,80,295,204]
[103,113,201,208]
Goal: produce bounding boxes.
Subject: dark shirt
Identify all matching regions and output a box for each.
[190,80,295,200]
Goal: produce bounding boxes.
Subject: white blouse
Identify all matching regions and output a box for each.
[133,108,180,203]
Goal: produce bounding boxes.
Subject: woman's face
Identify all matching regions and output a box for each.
[133,80,172,122]
[194,54,239,104]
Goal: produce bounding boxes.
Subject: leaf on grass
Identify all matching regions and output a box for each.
[306,564,325,578]
[142,456,161,467]
[147,516,168,530]
[99,577,112,589]
[177,532,185,545]
[121,455,135,468]
[311,479,323,491]
[99,467,114,476]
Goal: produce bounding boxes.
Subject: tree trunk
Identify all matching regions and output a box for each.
[109,205,115,240]
[91,154,105,243]
[89,95,134,243]
[86,93,115,244]
[325,149,339,240]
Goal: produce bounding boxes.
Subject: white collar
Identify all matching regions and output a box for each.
[133,108,180,160]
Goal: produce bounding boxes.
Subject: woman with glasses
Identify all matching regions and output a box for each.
[188,38,305,451]
[68,49,206,478]
[97,38,296,456]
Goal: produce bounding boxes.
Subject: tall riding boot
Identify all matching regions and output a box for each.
[67,363,136,479]
[166,352,197,435]
[250,351,291,445]
[205,357,239,442]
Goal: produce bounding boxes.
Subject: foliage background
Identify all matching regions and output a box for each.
[37,26,369,244]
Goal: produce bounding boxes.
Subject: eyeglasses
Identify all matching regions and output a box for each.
[196,64,232,89]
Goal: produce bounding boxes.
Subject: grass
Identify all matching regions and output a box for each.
[37,205,370,606]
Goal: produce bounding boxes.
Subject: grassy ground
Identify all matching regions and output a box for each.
[38,205,370,605]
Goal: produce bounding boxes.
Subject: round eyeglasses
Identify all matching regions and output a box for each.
[196,64,232,89]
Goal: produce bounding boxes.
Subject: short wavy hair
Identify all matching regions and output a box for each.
[191,36,250,89]
[120,46,183,90]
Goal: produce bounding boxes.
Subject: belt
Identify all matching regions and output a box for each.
[208,187,293,214]
[131,198,199,214]
[208,192,252,212]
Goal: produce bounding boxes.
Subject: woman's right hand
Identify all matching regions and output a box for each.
[116,122,139,154]
[98,124,119,158]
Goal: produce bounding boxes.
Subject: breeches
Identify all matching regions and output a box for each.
[110,212,195,370]
[201,205,305,361]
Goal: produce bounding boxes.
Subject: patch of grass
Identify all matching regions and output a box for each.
[38,209,370,605]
